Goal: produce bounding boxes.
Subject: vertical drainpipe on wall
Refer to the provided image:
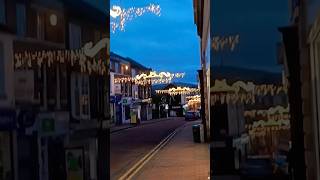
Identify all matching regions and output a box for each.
[198,69,207,142]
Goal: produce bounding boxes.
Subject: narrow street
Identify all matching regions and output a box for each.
[110,117,186,179]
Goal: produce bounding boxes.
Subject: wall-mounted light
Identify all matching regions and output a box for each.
[125,65,128,70]
[49,14,57,26]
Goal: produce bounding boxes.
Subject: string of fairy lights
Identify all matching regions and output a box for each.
[114,71,185,86]
[110,4,161,33]
[156,87,200,96]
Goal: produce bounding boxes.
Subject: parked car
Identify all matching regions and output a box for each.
[185,111,198,121]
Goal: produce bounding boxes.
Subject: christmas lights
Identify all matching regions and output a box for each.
[14,49,107,75]
[110,4,161,33]
[212,34,240,52]
[114,71,185,85]
[156,87,200,96]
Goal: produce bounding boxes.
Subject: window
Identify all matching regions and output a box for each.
[16,3,26,36]
[0,0,6,25]
[37,12,45,40]
[131,68,136,77]
[60,65,68,109]
[0,42,4,98]
[115,62,119,73]
[69,23,82,49]
[71,73,90,120]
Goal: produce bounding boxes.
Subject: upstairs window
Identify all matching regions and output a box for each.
[16,3,26,36]
[69,23,82,49]
[71,73,90,120]
[0,0,6,25]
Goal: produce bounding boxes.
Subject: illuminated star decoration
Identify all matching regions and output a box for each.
[110,4,161,33]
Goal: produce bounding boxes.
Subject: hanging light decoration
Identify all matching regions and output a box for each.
[156,87,200,96]
[114,71,185,86]
[110,4,161,33]
[187,95,201,106]
[212,34,240,52]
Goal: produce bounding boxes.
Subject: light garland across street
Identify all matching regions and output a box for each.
[110,4,161,33]
[156,87,200,96]
[114,71,185,86]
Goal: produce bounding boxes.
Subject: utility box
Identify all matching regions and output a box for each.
[192,124,201,143]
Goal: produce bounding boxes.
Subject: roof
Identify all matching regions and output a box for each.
[60,0,108,26]
[211,66,283,85]
[110,52,151,71]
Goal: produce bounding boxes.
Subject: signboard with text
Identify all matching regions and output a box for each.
[65,148,84,180]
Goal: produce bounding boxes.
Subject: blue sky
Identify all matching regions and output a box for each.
[110,0,200,83]
[211,0,289,73]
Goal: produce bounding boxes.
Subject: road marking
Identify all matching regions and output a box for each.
[118,124,186,180]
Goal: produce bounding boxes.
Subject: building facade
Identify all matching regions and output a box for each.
[110,52,152,125]
[0,0,109,180]
[280,0,320,179]
[193,0,210,142]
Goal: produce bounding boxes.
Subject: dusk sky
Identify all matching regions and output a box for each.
[110,0,289,84]
[110,0,200,84]
[211,0,289,72]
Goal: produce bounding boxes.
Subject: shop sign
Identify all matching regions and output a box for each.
[142,98,152,103]
[171,106,181,109]
[42,118,55,133]
[65,148,84,180]
[0,109,16,130]
[121,97,132,105]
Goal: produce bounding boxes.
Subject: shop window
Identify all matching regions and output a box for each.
[69,23,82,49]
[0,0,5,25]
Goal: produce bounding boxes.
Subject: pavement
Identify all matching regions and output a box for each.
[132,120,210,180]
[110,117,187,180]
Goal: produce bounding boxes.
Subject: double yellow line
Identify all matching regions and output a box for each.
[118,124,186,180]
